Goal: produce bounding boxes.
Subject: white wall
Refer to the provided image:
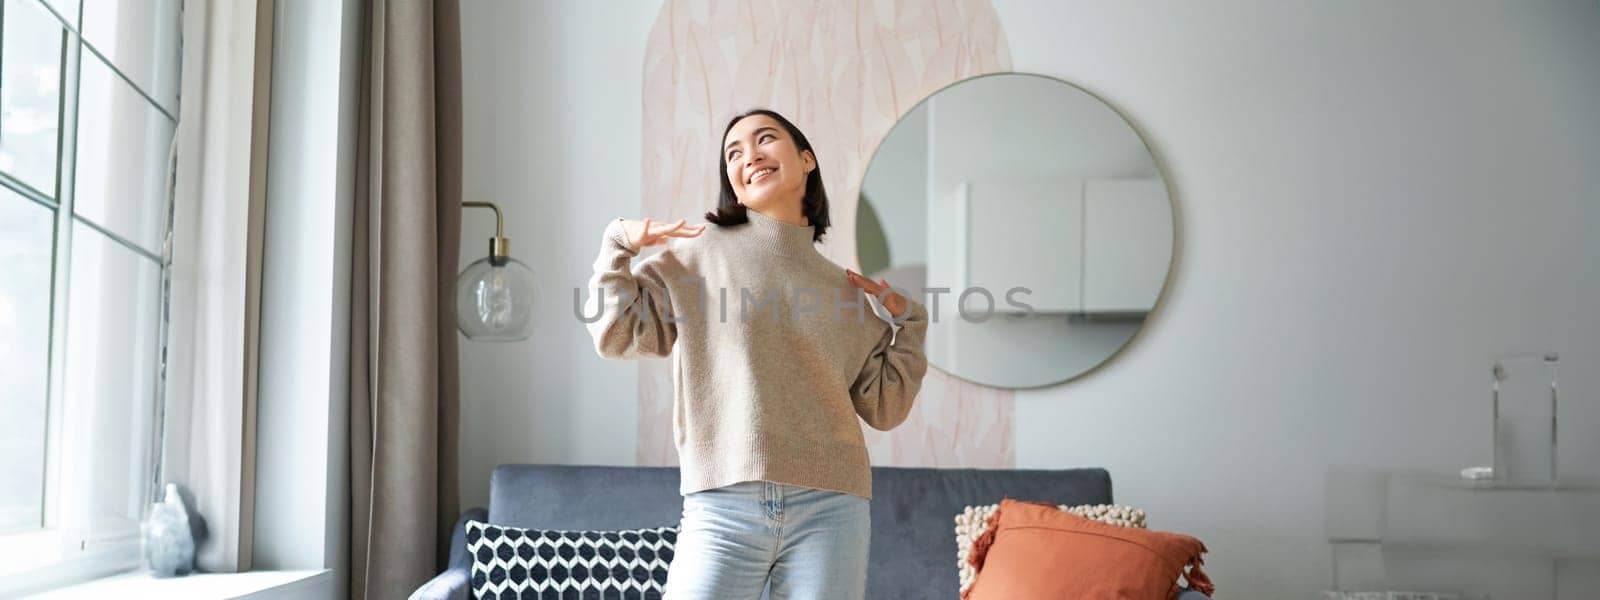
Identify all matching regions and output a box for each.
[996,1,1600,596]
[459,2,1600,597]
[456,1,664,508]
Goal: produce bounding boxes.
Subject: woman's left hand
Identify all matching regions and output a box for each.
[845,269,907,318]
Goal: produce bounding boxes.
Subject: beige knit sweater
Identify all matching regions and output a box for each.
[583,208,929,499]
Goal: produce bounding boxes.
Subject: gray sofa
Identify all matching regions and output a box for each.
[412,464,1211,599]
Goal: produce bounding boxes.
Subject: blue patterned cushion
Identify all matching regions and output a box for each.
[465,519,677,599]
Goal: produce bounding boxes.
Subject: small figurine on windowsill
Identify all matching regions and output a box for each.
[140,483,197,577]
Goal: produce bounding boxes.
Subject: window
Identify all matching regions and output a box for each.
[0,0,181,592]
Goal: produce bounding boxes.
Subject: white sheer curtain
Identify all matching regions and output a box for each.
[161,0,273,573]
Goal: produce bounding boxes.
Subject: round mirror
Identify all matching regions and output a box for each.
[857,73,1174,388]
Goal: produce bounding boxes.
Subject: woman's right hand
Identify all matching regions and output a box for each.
[620,217,704,249]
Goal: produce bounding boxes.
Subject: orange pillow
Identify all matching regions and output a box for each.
[963,498,1214,600]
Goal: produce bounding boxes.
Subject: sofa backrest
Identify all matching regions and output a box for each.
[867,466,1113,598]
[489,464,683,530]
[487,464,1113,598]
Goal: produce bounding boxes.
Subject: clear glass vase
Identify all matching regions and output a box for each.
[1492,353,1559,487]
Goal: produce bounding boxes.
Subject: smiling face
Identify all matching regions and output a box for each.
[722,114,816,216]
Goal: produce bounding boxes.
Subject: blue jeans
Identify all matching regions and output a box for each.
[664,480,871,600]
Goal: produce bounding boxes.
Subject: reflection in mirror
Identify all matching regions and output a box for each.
[858,73,1174,388]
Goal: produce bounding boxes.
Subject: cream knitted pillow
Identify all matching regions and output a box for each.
[955,502,1148,594]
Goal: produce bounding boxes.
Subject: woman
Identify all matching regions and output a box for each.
[584,108,929,599]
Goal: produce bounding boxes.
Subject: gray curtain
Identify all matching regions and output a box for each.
[349,0,463,598]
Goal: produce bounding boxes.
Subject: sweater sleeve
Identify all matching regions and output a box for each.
[584,218,678,359]
[849,299,930,431]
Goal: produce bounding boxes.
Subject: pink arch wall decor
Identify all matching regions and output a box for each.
[638,0,1015,468]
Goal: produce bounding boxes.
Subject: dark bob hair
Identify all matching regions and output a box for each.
[704,108,830,242]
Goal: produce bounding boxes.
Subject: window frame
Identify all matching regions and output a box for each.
[0,0,182,594]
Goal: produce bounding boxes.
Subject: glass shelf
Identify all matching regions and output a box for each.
[1326,472,1600,560]
[1409,475,1600,493]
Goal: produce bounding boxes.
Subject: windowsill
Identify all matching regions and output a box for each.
[22,568,331,599]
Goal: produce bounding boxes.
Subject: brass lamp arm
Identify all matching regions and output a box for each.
[463,201,510,262]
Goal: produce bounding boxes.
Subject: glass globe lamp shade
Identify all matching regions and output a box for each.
[454,255,536,341]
